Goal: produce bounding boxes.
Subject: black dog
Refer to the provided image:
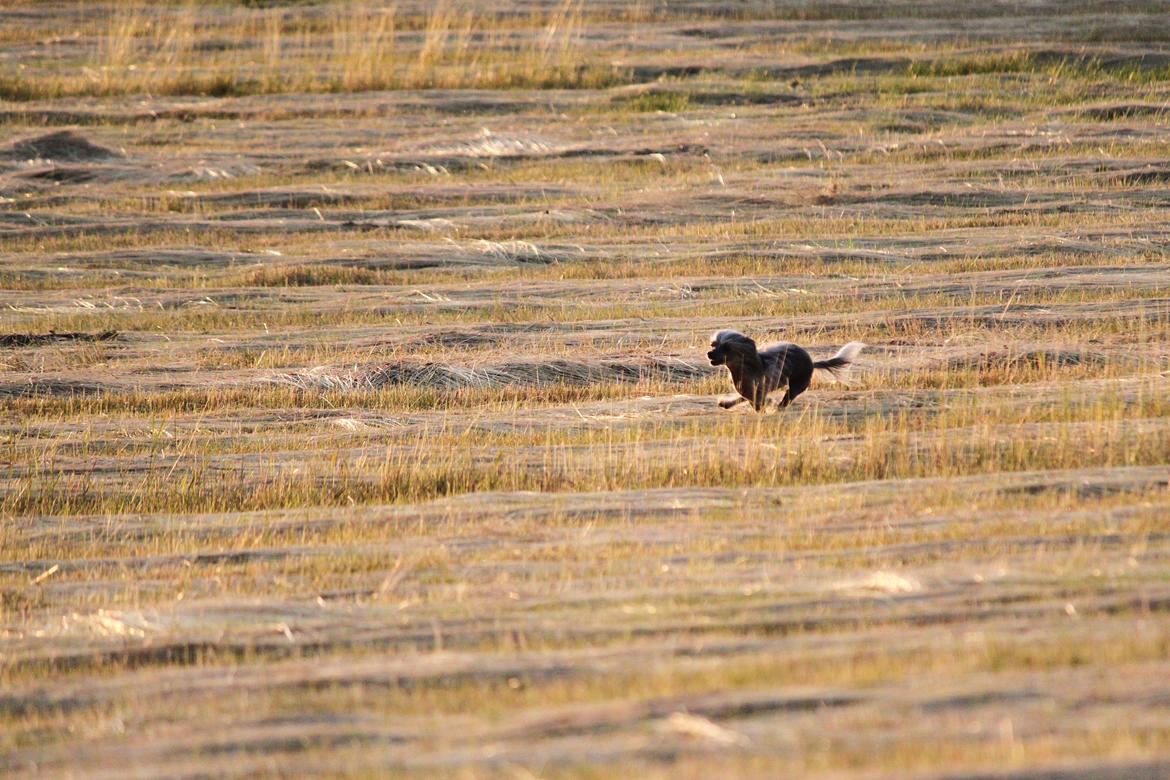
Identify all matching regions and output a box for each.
[708,329,864,411]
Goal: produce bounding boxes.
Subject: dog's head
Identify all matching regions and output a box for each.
[708,329,758,366]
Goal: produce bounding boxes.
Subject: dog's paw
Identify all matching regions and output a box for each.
[718,399,737,409]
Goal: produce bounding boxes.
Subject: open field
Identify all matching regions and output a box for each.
[3,1,1170,777]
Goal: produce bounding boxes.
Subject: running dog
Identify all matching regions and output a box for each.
[707,330,864,411]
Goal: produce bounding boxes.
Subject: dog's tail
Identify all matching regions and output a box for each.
[812,342,865,381]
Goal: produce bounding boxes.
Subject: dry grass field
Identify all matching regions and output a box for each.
[3,1,1170,778]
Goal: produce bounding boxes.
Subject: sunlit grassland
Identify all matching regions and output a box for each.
[2,296,1166,357]
[5,1,1170,776]
[3,210,1169,295]
[4,367,1168,518]
[4,4,1170,103]
[3,246,1167,293]
[0,1,625,100]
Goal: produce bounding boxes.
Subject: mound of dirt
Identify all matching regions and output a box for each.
[0,130,120,162]
[272,357,712,392]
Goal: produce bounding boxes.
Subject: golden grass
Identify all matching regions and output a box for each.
[5,371,1168,518]
[0,0,625,101]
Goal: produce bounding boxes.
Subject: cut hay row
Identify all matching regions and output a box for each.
[269,357,712,392]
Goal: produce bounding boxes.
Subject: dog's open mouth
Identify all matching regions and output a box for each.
[707,350,723,366]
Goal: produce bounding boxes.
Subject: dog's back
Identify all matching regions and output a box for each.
[758,342,814,389]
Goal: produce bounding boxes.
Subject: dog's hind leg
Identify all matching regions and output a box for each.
[775,385,794,408]
[776,368,812,408]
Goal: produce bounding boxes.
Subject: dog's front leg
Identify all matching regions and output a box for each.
[718,394,748,409]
